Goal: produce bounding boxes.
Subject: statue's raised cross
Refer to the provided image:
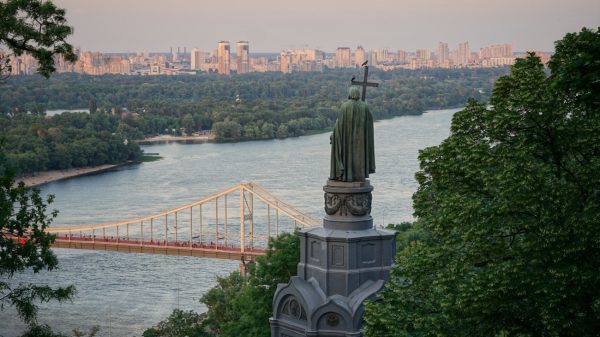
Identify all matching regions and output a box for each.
[351,64,379,101]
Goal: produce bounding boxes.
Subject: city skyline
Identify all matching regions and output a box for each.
[52,0,599,53]
[10,39,543,76]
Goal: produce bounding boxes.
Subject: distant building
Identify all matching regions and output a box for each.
[457,41,470,66]
[367,50,377,66]
[217,41,230,75]
[236,41,250,74]
[479,43,515,67]
[375,48,389,64]
[190,48,204,70]
[171,47,178,62]
[397,50,407,63]
[479,44,513,59]
[354,46,366,67]
[436,42,450,67]
[279,51,292,73]
[416,49,430,60]
[304,49,325,62]
[279,49,323,73]
[335,47,352,68]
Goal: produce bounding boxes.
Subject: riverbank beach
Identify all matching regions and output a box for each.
[137,134,215,144]
[19,164,122,188]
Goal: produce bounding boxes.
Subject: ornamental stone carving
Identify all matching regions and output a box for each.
[324,191,372,216]
[280,296,307,321]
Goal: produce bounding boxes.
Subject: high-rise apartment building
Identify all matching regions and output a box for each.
[354,46,366,67]
[217,41,230,75]
[479,44,513,59]
[436,42,450,67]
[375,48,389,64]
[171,47,179,62]
[278,49,324,73]
[397,50,407,63]
[236,41,250,74]
[280,51,292,73]
[457,41,470,66]
[416,49,430,60]
[304,49,325,62]
[367,51,377,66]
[335,47,352,68]
[190,48,204,70]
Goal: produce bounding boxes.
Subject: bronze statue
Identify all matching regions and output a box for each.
[329,86,375,182]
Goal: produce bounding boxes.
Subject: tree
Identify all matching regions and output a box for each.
[363,28,600,337]
[0,0,77,78]
[142,309,209,337]
[182,113,196,135]
[0,1,77,334]
[0,154,76,327]
[19,324,99,337]
[229,231,300,337]
[88,99,97,114]
[199,231,300,337]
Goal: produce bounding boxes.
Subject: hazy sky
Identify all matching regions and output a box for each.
[53,0,599,53]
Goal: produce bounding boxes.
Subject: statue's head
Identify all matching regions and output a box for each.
[348,87,360,101]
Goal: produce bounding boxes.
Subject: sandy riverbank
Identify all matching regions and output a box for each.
[137,134,215,144]
[18,164,124,188]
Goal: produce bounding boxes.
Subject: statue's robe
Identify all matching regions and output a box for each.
[330,97,375,182]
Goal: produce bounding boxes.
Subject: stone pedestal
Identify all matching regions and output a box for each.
[270,180,396,337]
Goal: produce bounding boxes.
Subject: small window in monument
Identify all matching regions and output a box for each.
[326,313,340,327]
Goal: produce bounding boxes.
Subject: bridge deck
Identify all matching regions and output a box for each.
[53,238,265,260]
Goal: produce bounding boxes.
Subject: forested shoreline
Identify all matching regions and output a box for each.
[0,68,508,174]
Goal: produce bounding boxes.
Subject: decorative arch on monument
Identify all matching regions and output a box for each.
[279,295,308,322]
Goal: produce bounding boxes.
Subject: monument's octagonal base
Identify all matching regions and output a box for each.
[270,180,396,337]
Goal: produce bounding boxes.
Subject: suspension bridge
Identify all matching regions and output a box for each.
[46,182,320,260]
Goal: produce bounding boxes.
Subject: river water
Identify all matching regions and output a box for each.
[1,108,458,336]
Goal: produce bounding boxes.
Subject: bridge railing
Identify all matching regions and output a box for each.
[46,182,320,256]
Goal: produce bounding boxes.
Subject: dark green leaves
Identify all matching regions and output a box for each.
[364,28,600,337]
[0,0,76,78]
[0,153,76,326]
[198,231,300,337]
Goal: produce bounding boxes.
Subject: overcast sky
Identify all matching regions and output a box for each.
[53,0,599,53]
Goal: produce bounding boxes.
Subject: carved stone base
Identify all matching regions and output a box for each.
[271,180,396,337]
[323,179,373,231]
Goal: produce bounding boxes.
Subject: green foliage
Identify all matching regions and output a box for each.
[0,112,143,175]
[0,3,79,336]
[0,0,77,78]
[386,221,424,252]
[71,326,100,337]
[144,232,300,337]
[199,231,300,337]
[0,155,76,328]
[0,68,507,142]
[19,324,68,337]
[363,28,600,337]
[18,324,100,337]
[141,155,162,162]
[142,309,209,337]
[200,271,246,336]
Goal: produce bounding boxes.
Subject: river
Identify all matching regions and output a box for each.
[0,108,458,337]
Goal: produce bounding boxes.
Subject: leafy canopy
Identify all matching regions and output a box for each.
[142,309,208,337]
[0,154,76,325]
[363,27,600,337]
[200,231,300,337]
[144,231,301,337]
[0,0,76,78]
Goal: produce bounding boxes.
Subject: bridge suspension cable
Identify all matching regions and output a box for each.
[46,182,320,260]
